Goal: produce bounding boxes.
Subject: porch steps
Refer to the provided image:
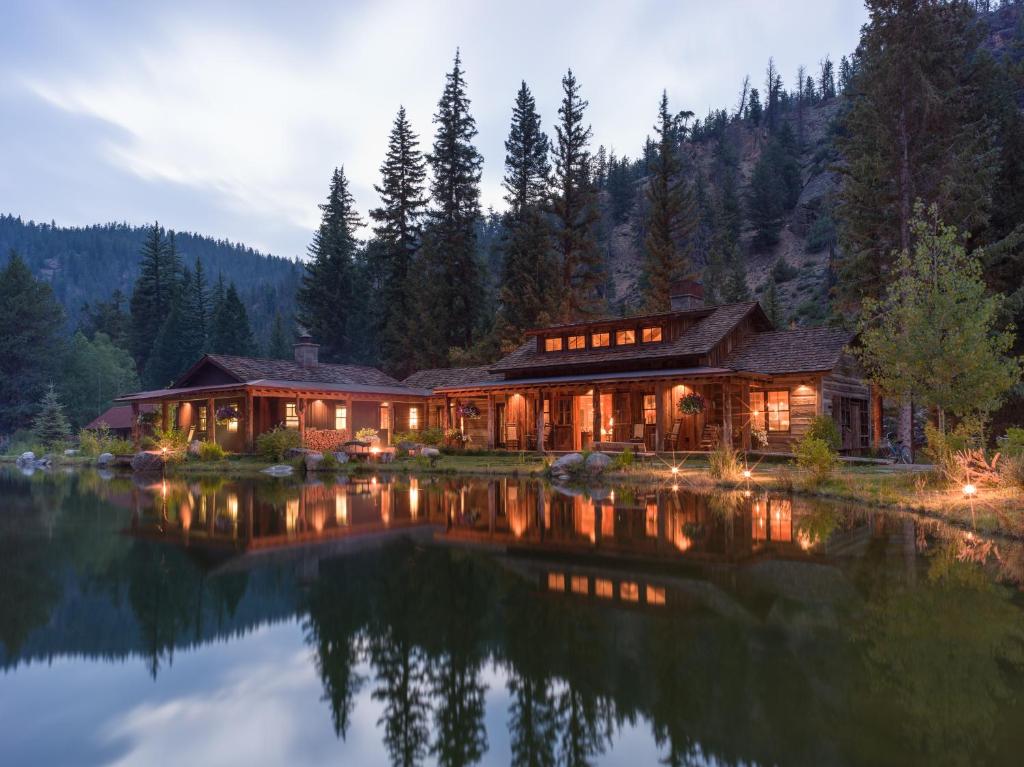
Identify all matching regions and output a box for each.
[699,425,720,450]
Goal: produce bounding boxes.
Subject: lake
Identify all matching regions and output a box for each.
[1,466,1023,766]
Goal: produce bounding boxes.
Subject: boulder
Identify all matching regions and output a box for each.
[551,453,584,474]
[64,448,80,457]
[97,452,115,466]
[331,451,350,464]
[261,464,294,476]
[130,451,166,473]
[285,447,312,459]
[585,452,613,475]
[188,440,202,456]
[420,447,441,458]
[396,440,422,453]
[304,452,325,472]
[15,451,35,468]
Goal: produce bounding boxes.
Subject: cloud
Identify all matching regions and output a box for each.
[3,0,866,255]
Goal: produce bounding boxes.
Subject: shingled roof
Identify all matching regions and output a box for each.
[186,354,405,388]
[489,302,765,373]
[725,327,854,374]
[402,366,502,390]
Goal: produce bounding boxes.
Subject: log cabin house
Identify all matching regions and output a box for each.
[118,281,878,455]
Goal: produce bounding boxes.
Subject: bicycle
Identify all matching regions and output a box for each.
[884,432,912,464]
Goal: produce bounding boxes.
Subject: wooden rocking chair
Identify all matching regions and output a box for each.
[663,420,682,451]
[505,424,520,451]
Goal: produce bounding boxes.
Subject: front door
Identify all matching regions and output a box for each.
[495,403,507,447]
[552,395,573,450]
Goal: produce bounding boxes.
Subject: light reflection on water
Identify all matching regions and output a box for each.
[1,467,1023,766]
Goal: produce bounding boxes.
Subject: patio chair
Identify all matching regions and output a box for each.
[663,420,682,451]
[505,424,520,451]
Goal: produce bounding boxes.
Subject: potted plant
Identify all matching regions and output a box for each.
[354,427,379,445]
[216,405,240,425]
[677,392,707,415]
[457,402,481,419]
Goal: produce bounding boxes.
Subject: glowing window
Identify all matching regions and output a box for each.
[547,573,565,591]
[643,394,657,425]
[620,581,640,602]
[595,578,613,598]
[571,575,589,594]
[380,405,390,430]
[544,337,563,352]
[591,332,610,348]
[568,334,586,350]
[750,390,791,432]
[616,329,636,345]
[646,585,666,605]
[409,406,419,430]
[285,402,299,429]
[335,405,348,431]
[198,406,207,431]
[641,326,663,343]
[227,418,238,432]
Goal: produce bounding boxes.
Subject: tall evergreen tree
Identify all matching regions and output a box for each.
[210,282,257,356]
[762,278,783,327]
[144,295,191,387]
[819,55,837,100]
[80,289,130,349]
[722,247,751,302]
[297,166,363,362]
[267,312,291,359]
[184,257,209,358]
[496,81,554,347]
[746,88,762,125]
[0,251,65,433]
[414,50,484,366]
[551,69,603,319]
[129,223,181,371]
[641,90,697,311]
[370,106,428,377]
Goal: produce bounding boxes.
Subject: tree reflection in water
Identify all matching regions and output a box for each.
[3,467,1024,767]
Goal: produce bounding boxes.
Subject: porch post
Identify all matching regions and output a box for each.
[654,382,666,452]
[443,395,451,430]
[870,384,883,450]
[297,397,306,443]
[245,391,255,453]
[592,386,601,446]
[486,393,496,449]
[207,397,216,443]
[739,380,751,451]
[721,382,733,447]
[346,397,353,440]
[131,401,140,449]
[535,390,545,452]
[161,402,169,432]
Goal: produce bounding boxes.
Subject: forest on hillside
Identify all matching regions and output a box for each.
[2,0,1023,445]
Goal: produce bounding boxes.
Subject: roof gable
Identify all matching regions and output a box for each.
[724,327,854,374]
[174,354,405,389]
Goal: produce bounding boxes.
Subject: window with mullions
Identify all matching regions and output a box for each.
[615,329,636,345]
[591,332,610,348]
[568,334,586,350]
[544,337,563,352]
[285,402,299,429]
[750,390,790,432]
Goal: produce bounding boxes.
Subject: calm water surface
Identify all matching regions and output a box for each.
[2,466,1024,766]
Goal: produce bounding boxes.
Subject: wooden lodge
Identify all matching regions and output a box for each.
[119,281,879,454]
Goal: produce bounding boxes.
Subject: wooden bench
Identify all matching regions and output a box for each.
[591,441,655,458]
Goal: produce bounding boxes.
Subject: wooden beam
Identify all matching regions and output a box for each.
[297,397,306,444]
[245,391,255,453]
[131,401,141,450]
[870,384,883,450]
[207,397,217,444]
[535,390,545,452]
[721,382,733,447]
[655,381,666,451]
[161,402,169,433]
[592,386,601,447]
[739,380,751,451]
[486,393,495,449]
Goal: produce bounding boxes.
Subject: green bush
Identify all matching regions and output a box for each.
[198,441,227,461]
[998,427,1024,457]
[392,428,444,446]
[320,451,339,470]
[771,256,799,283]
[256,426,303,461]
[709,442,742,481]
[140,436,156,450]
[611,447,635,470]
[78,426,133,456]
[794,436,839,484]
[153,426,190,456]
[807,415,842,451]
[999,455,1024,491]
[805,214,836,253]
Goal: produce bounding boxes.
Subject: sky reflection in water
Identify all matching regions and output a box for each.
[1,467,1023,766]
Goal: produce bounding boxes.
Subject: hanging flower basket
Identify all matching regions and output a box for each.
[677,393,707,415]
[457,403,481,419]
[216,405,240,424]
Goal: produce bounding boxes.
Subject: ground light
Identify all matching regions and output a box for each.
[963,483,978,498]
[742,469,752,479]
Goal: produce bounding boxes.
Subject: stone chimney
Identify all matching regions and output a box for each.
[669,279,704,311]
[294,333,319,368]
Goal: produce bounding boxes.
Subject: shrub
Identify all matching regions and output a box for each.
[997,427,1024,458]
[794,436,839,485]
[355,427,379,443]
[999,455,1024,491]
[78,426,134,457]
[771,256,799,283]
[153,426,189,456]
[611,447,635,470]
[393,427,445,446]
[805,214,836,253]
[320,451,339,470]
[140,436,156,450]
[198,441,227,461]
[807,415,842,451]
[256,426,303,461]
[709,442,742,481]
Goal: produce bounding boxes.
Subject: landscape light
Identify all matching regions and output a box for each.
[963,483,977,498]
[671,466,679,475]
[742,469,752,479]
[671,483,679,492]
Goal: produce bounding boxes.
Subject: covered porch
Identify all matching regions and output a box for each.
[118,382,428,453]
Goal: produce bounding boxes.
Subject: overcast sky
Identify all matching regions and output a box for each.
[0,0,868,258]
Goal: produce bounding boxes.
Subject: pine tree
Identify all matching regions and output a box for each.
[722,247,751,302]
[267,312,291,359]
[129,223,181,371]
[185,257,209,356]
[80,289,130,349]
[819,55,837,100]
[0,251,65,433]
[551,69,603,319]
[31,384,71,447]
[210,282,257,356]
[762,278,783,327]
[297,166,363,362]
[747,88,762,125]
[370,106,428,377]
[836,0,994,311]
[415,50,484,366]
[145,295,191,387]
[641,90,697,311]
[496,81,553,347]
